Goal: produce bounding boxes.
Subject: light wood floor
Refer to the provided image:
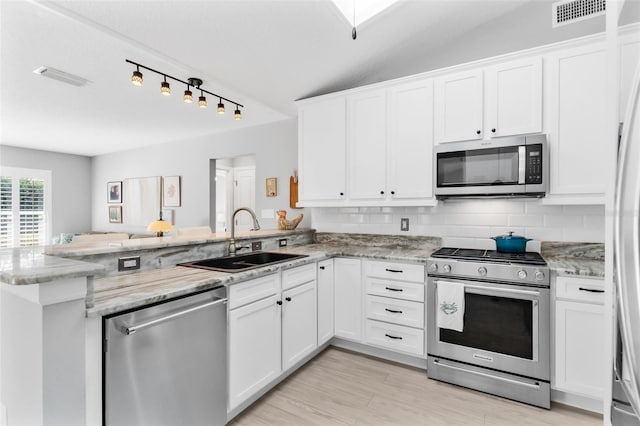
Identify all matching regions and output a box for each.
[230,347,602,426]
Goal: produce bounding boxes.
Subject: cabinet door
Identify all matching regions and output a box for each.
[282,281,317,371]
[334,258,363,341]
[554,300,605,399]
[434,69,483,143]
[547,44,608,197]
[486,57,542,138]
[317,259,335,345]
[348,89,387,200]
[298,98,347,201]
[388,79,434,200]
[229,295,281,410]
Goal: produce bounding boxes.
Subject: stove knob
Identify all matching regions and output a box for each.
[518,270,528,279]
[428,263,438,273]
[478,266,487,276]
[443,264,451,273]
[535,271,545,281]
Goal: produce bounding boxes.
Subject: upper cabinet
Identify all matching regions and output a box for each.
[434,69,483,143]
[298,97,347,203]
[546,43,608,203]
[434,57,542,144]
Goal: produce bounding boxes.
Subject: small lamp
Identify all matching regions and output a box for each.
[147,212,173,237]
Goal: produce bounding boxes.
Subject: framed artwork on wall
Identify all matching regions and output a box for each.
[108,206,122,223]
[266,177,277,197]
[163,176,181,207]
[107,181,122,203]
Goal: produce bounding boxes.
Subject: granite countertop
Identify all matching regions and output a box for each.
[541,241,605,278]
[0,246,104,285]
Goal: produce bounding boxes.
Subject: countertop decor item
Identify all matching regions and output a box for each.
[147,211,173,237]
[492,231,532,253]
[277,210,303,230]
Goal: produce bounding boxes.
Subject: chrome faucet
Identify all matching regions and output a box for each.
[229,207,261,255]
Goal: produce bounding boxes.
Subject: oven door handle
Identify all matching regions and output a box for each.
[436,280,540,297]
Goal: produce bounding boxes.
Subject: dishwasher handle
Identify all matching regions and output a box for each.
[121,297,227,335]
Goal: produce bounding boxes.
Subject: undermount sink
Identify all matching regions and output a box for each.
[178,251,307,273]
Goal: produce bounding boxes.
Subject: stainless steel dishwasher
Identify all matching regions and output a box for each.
[104,286,227,426]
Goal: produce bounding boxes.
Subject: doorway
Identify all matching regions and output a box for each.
[212,155,256,233]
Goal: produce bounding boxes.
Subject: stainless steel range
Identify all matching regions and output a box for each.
[426,247,550,408]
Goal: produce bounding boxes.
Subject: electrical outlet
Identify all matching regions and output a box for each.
[279,239,287,247]
[252,241,262,251]
[400,218,409,232]
[118,256,141,271]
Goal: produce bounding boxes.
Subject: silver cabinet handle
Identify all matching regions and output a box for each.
[121,298,227,335]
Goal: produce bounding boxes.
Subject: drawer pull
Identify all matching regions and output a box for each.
[385,333,403,340]
[385,287,403,292]
[385,268,403,273]
[385,308,403,314]
[579,287,604,293]
[319,266,325,270]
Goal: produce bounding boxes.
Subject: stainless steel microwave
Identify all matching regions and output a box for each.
[435,134,548,199]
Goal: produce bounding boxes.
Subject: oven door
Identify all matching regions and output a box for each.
[427,277,550,380]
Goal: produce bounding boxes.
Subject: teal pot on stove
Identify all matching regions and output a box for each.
[492,231,532,253]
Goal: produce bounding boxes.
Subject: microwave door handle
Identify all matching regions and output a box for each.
[518,146,526,184]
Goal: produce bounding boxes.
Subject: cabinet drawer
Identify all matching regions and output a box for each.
[365,260,425,283]
[282,263,316,291]
[365,320,424,356]
[366,277,424,302]
[555,276,604,304]
[365,295,424,329]
[229,274,280,309]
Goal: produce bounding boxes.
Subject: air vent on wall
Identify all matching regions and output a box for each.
[552,0,606,27]
[33,66,90,87]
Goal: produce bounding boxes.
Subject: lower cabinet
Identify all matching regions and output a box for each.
[334,258,363,341]
[282,280,317,371]
[317,259,335,345]
[553,276,606,400]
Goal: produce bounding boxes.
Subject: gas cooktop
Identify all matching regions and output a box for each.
[431,247,547,266]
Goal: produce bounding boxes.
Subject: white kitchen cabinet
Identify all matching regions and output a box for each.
[546,43,608,202]
[485,57,542,138]
[317,259,335,345]
[348,89,388,200]
[298,97,347,202]
[553,276,605,400]
[282,280,317,371]
[229,294,281,410]
[334,257,363,341]
[387,78,435,200]
[434,69,483,143]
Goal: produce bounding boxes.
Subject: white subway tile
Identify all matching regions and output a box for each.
[445,214,508,226]
[444,226,494,238]
[439,200,525,214]
[380,207,397,214]
[508,214,544,227]
[525,201,563,215]
[525,227,564,241]
[359,207,381,214]
[490,227,526,237]
[584,215,605,230]
[563,205,605,215]
[563,228,604,243]
[544,215,584,228]
[368,214,394,224]
[417,214,446,225]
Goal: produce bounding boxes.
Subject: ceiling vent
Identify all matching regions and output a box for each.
[552,0,606,27]
[33,66,90,87]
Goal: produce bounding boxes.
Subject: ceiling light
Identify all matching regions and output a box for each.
[33,66,91,87]
[184,87,193,103]
[160,76,171,96]
[199,91,207,108]
[126,59,243,119]
[131,65,143,87]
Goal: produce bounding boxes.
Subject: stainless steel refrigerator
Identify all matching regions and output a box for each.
[614,62,640,425]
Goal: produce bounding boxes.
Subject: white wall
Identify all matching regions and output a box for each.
[0,145,92,236]
[91,119,309,233]
[312,200,605,243]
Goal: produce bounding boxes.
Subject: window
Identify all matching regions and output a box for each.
[0,167,52,248]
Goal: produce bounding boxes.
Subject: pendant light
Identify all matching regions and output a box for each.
[217,98,225,115]
[183,85,193,103]
[234,105,242,120]
[131,65,143,86]
[198,90,207,108]
[160,76,171,96]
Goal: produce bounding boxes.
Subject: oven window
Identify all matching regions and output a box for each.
[437,147,519,187]
[439,293,533,360]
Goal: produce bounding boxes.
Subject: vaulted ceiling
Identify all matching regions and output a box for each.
[1,0,632,157]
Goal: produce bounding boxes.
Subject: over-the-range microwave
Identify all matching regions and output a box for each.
[435,134,548,199]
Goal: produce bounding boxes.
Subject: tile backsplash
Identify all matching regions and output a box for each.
[311,200,604,243]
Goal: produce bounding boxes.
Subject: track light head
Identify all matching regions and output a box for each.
[160,79,171,96]
[184,87,193,103]
[234,106,242,120]
[131,67,143,86]
[217,98,225,115]
[198,93,207,109]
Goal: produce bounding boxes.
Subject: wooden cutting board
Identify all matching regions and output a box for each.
[289,176,302,209]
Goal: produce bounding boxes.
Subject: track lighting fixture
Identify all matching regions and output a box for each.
[131,65,143,86]
[126,59,244,119]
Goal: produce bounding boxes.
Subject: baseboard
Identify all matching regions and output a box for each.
[551,389,604,414]
[330,338,428,370]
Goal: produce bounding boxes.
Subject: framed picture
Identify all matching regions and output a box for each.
[107,181,122,203]
[163,176,181,207]
[266,177,277,197]
[108,206,122,223]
